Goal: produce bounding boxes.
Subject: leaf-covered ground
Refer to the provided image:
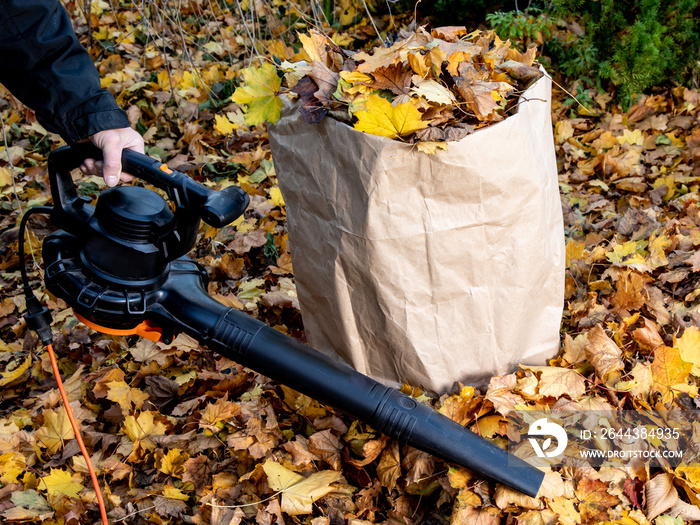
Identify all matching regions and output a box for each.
[0,2,699,524]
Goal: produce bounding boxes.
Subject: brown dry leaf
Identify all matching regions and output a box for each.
[584,324,624,384]
[457,80,511,120]
[376,441,401,492]
[183,455,211,493]
[283,436,320,466]
[575,478,619,523]
[308,430,342,470]
[199,397,240,433]
[451,504,499,525]
[35,408,75,455]
[494,484,542,510]
[524,365,586,400]
[485,374,525,416]
[632,317,665,351]
[646,473,679,521]
[92,367,127,398]
[348,436,389,467]
[368,65,412,97]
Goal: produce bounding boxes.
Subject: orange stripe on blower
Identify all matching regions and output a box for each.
[159,163,173,174]
[75,313,162,342]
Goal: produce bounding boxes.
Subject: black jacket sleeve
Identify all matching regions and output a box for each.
[0,0,129,142]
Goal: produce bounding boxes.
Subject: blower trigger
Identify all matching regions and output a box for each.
[75,313,163,342]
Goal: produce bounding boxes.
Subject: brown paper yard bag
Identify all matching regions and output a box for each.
[268,73,565,393]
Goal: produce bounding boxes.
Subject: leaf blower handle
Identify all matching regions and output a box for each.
[48,142,249,230]
[157,269,545,497]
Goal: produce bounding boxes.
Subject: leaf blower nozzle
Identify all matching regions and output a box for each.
[40,143,544,497]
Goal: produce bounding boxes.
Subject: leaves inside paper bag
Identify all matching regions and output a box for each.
[234,26,542,150]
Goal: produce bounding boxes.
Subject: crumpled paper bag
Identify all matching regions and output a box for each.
[268,72,564,393]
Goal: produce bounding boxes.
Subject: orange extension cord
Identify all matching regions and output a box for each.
[45,343,109,525]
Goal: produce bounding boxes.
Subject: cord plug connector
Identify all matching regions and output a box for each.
[24,291,53,346]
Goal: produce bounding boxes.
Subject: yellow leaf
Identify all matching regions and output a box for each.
[617,128,644,146]
[0,452,26,484]
[159,449,189,477]
[354,94,428,139]
[0,166,12,187]
[162,485,190,501]
[40,469,84,499]
[415,141,448,154]
[650,346,697,405]
[199,398,240,433]
[123,411,167,451]
[35,408,75,455]
[105,380,150,411]
[565,240,586,267]
[232,62,283,126]
[524,365,586,400]
[269,186,285,207]
[677,327,700,376]
[606,240,648,265]
[214,114,237,135]
[0,355,31,386]
[648,232,672,270]
[262,459,343,515]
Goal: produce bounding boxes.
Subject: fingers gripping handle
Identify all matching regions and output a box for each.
[48,142,250,229]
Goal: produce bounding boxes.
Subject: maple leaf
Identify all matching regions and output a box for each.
[39,468,84,499]
[35,407,75,455]
[0,452,26,484]
[376,440,401,492]
[584,324,624,384]
[214,114,237,135]
[523,365,586,400]
[308,429,342,470]
[262,459,343,515]
[232,62,283,126]
[123,411,167,451]
[354,94,428,139]
[367,65,412,97]
[158,448,189,478]
[105,380,150,411]
[676,326,700,375]
[199,397,240,433]
[183,455,211,493]
[650,345,697,404]
[575,478,619,522]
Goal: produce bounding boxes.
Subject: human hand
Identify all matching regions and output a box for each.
[82,127,145,187]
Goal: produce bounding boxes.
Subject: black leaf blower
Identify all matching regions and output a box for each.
[38,142,543,497]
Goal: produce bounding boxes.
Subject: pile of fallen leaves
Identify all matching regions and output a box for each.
[0,1,699,525]
[234,26,543,149]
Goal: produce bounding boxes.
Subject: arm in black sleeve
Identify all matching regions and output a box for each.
[0,0,129,142]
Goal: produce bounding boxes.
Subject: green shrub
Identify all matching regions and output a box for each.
[482,0,700,105]
[548,0,699,106]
